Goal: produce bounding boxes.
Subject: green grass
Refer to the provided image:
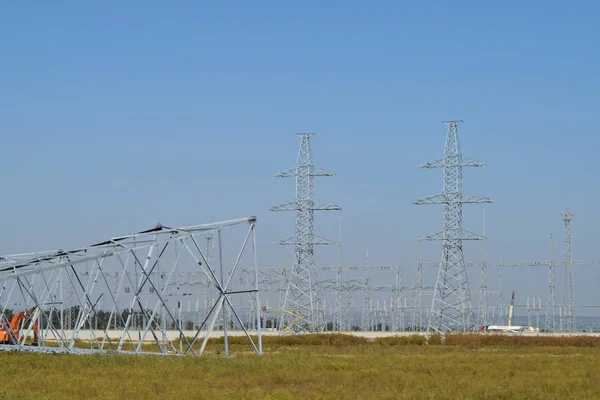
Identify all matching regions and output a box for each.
[1,334,600,399]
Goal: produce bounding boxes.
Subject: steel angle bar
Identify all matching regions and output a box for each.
[0,280,18,329]
[186,236,223,291]
[0,251,115,281]
[252,225,263,355]
[121,243,179,354]
[176,217,256,233]
[128,240,171,296]
[198,295,225,356]
[35,270,68,347]
[223,224,254,290]
[0,218,254,280]
[99,253,136,350]
[15,275,68,348]
[222,295,260,355]
[215,223,261,354]
[136,239,196,356]
[67,257,113,350]
[184,292,223,355]
[118,244,157,352]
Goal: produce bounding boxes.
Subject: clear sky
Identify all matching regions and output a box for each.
[1,1,599,313]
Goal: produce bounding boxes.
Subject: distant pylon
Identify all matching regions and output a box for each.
[545,233,556,333]
[477,208,489,327]
[270,133,341,333]
[392,266,404,331]
[410,240,424,331]
[561,210,574,333]
[360,293,372,332]
[414,120,492,333]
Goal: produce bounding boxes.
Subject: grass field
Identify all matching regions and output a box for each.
[1,334,600,399]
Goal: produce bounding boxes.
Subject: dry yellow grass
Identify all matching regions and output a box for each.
[0,334,599,399]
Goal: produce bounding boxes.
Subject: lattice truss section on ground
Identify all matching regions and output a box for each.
[0,217,262,356]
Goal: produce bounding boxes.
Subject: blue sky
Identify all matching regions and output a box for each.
[1,1,599,313]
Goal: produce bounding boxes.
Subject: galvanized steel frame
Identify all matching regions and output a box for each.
[415,120,492,333]
[0,217,262,356]
[270,133,341,333]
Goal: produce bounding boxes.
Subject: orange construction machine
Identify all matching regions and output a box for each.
[0,307,39,345]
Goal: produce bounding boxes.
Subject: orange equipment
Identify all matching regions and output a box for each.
[0,307,39,345]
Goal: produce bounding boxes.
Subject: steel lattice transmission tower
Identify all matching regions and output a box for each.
[477,233,489,327]
[545,233,556,333]
[414,120,492,333]
[410,240,424,331]
[561,210,574,333]
[270,133,341,333]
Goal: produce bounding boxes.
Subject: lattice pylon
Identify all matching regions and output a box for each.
[561,210,574,333]
[392,266,404,331]
[414,120,492,333]
[270,133,341,333]
[545,233,556,333]
[410,240,424,331]
[477,210,489,328]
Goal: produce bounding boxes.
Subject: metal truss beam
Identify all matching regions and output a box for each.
[0,218,262,357]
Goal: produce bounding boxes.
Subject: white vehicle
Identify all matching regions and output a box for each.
[478,290,540,333]
[480,325,539,333]
[482,325,526,333]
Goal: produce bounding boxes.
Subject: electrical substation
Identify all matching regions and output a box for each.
[0,121,598,357]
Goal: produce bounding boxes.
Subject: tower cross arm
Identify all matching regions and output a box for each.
[312,202,342,211]
[413,194,445,205]
[418,230,484,241]
[489,260,551,267]
[462,194,493,204]
[419,159,445,169]
[311,167,337,177]
[461,229,486,240]
[462,158,487,168]
[269,201,341,212]
[274,167,337,178]
[419,157,487,169]
[273,168,296,178]
[572,260,600,266]
[415,194,492,205]
[275,234,336,246]
[269,202,297,212]
[422,261,479,268]
[418,231,445,241]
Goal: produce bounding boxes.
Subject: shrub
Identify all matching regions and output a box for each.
[443,333,600,347]
[428,334,443,345]
[374,334,427,346]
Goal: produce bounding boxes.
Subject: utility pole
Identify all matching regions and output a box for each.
[415,120,492,333]
[561,210,574,333]
[270,133,341,333]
